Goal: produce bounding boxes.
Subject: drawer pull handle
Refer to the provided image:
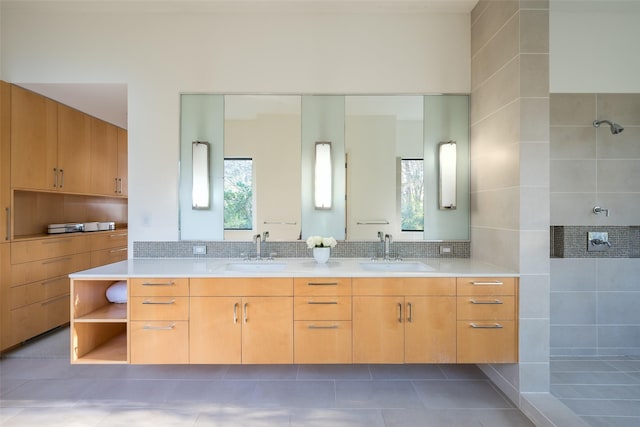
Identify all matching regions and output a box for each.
[307,301,338,305]
[470,299,503,305]
[142,299,175,305]
[470,281,504,286]
[307,282,338,286]
[42,239,71,245]
[398,302,403,323]
[41,294,69,306]
[109,233,128,238]
[243,303,248,323]
[308,324,339,329]
[109,248,128,253]
[233,302,239,324]
[5,207,10,241]
[142,281,175,286]
[41,278,64,286]
[42,257,72,265]
[407,302,413,323]
[143,323,176,331]
[470,323,503,329]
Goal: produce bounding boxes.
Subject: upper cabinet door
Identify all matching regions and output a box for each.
[11,86,58,191]
[57,104,91,194]
[116,128,127,196]
[90,118,118,196]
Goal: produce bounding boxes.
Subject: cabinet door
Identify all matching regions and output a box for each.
[90,118,118,196]
[404,296,456,363]
[116,128,127,196]
[190,297,241,364]
[130,320,189,364]
[353,296,404,363]
[1,82,10,241]
[242,296,293,364]
[11,85,58,191]
[57,104,91,194]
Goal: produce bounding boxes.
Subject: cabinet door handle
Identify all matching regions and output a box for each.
[243,302,248,323]
[109,233,128,238]
[5,207,10,241]
[40,278,64,286]
[307,301,338,305]
[470,299,503,305]
[407,302,413,323]
[118,178,123,194]
[109,248,128,253]
[470,281,503,286]
[114,178,119,193]
[59,169,64,188]
[42,257,72,265]
[142,281,175,286]
[398,302,403,323]
[142,299,175,305]
[307,282,338,286]
[143,323,176,331]
[233,302,238,324]
[470,323,503,329]
[53,168,58,188]
[308,324,339,329]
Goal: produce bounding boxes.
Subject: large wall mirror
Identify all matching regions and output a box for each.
[179,94,469,242]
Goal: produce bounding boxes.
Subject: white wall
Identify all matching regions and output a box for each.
[0,1,471,247]
[550,0,640,93]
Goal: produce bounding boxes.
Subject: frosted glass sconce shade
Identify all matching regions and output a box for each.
[439,140,457,210]
[192,141,210,209]
[314,142,332,209]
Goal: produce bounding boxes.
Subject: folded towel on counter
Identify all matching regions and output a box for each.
[106,281,127,303]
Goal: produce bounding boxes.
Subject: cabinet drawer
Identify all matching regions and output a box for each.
[456,296,515,320]
[294,296,351,320]
[10,252,91,286]
[457,320,517,363]
[352,277,455,296]
[90,247,127,268]
[294,321,352,364]
[130,320,189,364]
[11,235,89,264]
[89,231,128,251]
[130,296,189,320]
[456,277,516,296]
[190,278,292,297]
[130,278,189,297]
[9,294,70,345]
[9,276,68,309]
[294,277,351,296]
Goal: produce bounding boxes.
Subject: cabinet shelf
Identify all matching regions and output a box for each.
[75,303,127,322]
[73,332,128,364]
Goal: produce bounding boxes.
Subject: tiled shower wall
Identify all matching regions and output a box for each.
[550,93,640,356]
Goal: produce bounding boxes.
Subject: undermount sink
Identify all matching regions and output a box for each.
[225,261,288,273]
[359,261,434,272]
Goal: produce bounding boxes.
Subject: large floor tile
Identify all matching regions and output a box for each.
[552,384,640,399]
[551,360,620,372]
[581,415,640,427]
[249,380,335,408]
[552,371,638,385]
[165,380,257,407]
[290,408,386,427]
[335,380,424,409]
[1,379,94,403]
[121,364,229,380]
[412,380,514,409]
[223,364,298,380]
[563,398,640,417]
[297,364,371,380]
[194,408,290,427]
[382,408,535,427]
[0,405,109,427]
[438,364,487,380]
[368,364,445,380]
[96,406,199,427]
[604,360,640,373]
[0,359,74,380]
[80,379,177,405]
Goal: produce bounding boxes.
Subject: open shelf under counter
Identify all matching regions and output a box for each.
[72,323,128,364]
[74,303,127,322]
[73,332,128,364]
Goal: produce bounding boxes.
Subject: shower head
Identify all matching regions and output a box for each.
[593,119,624,135]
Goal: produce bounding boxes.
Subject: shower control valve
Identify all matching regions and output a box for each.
[593,206,610,217]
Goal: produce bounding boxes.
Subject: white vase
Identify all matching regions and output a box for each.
[313,247,330,264]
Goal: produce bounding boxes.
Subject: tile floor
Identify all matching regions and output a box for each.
[0,327,536,426]
[551,356,640,427]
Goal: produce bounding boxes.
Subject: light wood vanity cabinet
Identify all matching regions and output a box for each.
[130,278,189,364]
[352,277,457,364]
[189,278,293,364]
[90,119,127,197]
[294,277,352,364]
[456,277,518,363]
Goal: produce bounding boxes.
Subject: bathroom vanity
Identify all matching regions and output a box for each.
[69,258,518,365]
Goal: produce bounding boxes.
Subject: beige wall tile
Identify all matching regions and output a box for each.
[550,159,597,192]
[550,93,596,126]
[472,187,520,230]
[471,139,519,192]
[597,93,640,126]
[551,258,596,292]
[470,227,520,270]
[520,142,550,187]
[520,186,549,230]
[597,159,640,192]
[550,192,597,225]
[521,97,550,141]
[471,15,519,90]
[519,274,550,318]
[520,230,551,274]
[471,0,519,57]
[597,193,640,226]
[519,318,550,362]
[519,362,550,392]
[471,0,491,27]
[520,0,549,9]
[550,126,596,159]
[471,57,519,123]
[520,54,549,98]
[520,9,549,54]
[597,126,640,158]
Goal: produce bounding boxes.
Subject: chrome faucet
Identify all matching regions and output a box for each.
[384,233,392,261]
[253,233,262,260]
[376,231,385,260]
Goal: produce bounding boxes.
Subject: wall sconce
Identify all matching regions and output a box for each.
[314,141,332,209]
[192,141,210,209]
[438,140,457,210]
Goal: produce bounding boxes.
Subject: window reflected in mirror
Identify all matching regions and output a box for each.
[400,158,424,232]
[224,158,253,230]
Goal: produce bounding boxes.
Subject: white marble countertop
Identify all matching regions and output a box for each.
[69,257,518,279]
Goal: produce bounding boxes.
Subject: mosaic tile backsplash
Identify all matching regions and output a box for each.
[550,226,640,258]
[134,240,470,259]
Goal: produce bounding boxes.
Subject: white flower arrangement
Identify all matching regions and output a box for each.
[306,235,337,249]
